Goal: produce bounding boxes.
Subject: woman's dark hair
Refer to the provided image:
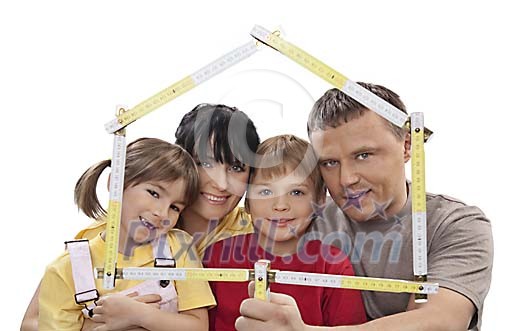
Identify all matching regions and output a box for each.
[175,103,260,167]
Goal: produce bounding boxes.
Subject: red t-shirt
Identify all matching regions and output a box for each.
[203,233,367,330]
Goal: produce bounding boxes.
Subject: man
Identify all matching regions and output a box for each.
[235,84,493,330]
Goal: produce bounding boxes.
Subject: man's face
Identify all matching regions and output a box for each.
[310,110,410,222]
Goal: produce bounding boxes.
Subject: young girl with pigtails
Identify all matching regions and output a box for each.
[39,138,215,331]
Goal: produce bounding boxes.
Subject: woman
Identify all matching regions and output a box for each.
[20,103,260,331]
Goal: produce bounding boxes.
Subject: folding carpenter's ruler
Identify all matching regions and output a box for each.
[104,40,259,134]
[103,108,126,289]
[411,112,428,302]
[95,260,439,300]
[100,26,434,300]
[250,25,433,141]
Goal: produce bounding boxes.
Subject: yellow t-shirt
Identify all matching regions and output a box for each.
[191,206,253,257]
[39,229,216,331]
[75,207,254,258]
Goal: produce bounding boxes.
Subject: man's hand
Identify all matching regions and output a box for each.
[235,281,307,331]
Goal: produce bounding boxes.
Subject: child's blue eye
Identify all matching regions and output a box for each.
[356,153,369,160]
[170,205,180,212]
[147,189,159,198]
[259,189,272,196]
[290,190,304,196]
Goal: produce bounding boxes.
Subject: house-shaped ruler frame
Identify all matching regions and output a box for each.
[98,25,437,302]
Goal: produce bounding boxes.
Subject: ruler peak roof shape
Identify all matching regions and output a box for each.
[101,24,434,301]
[104,24,432,140]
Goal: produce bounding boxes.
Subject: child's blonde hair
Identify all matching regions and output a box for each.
[74,138,199,220]
[252,134,325,201]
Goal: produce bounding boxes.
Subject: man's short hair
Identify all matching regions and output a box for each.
[307,83,408,140]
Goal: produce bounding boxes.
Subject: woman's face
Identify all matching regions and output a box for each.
[183,157,250,224]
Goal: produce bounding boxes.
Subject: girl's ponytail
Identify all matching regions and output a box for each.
[74,159,111,220]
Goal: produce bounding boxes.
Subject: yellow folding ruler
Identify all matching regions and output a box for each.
[254,260,271,300]
[411,112,428,302]
[95,261,439,298]
[250,25,433,141]
[99,26,436,300]
[103,107,127,289]
[104,40,259,134]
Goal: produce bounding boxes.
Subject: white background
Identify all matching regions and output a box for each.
[2,0,523,329]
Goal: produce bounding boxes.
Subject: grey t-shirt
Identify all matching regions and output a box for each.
[308,184,493,330]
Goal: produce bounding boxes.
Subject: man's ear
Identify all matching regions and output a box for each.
[403,132,411,163]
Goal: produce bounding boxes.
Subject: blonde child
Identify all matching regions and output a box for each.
[39,138,215,330]
[204,135,366,330]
